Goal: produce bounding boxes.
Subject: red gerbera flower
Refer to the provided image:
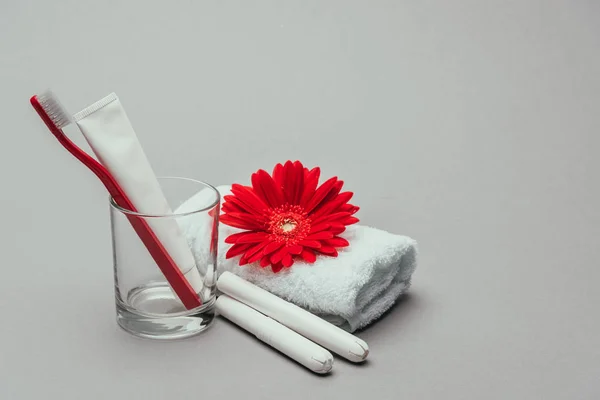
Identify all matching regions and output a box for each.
[220,160,359,273]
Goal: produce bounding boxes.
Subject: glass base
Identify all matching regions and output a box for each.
[116,284,215,340]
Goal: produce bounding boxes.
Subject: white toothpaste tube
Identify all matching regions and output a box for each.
[217,272,369,362]
[216,294,333,374]
[73,93,203,297]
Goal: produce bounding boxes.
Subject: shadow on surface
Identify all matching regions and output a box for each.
[332,293,424,367]
[355,292,423,335]
[334,356,372,368]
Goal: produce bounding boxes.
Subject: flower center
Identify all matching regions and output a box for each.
[281,220,297,232]
[267,204,311,244]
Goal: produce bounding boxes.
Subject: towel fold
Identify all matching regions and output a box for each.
[178,185,418,332]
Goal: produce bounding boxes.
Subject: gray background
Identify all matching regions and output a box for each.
[1,1,598,399]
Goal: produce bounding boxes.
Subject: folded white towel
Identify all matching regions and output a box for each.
[177,185,418,332]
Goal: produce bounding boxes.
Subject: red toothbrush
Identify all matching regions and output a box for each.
[30,91,202,310]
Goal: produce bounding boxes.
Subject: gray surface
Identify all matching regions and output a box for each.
[1,1,599,398]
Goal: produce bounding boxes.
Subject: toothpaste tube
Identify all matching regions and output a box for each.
[73,93,204,302]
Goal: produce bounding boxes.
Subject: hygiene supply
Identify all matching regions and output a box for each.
[73,93,205,308]
[216,294,334,374]
[179,185,418,331]
[31,91,202,309]
[218,271,369,362]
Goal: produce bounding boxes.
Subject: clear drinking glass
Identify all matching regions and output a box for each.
[110,177,220,339]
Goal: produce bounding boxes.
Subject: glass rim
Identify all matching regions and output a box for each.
[109,176,220,218]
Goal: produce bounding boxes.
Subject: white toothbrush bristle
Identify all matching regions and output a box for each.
[36,91,71,129]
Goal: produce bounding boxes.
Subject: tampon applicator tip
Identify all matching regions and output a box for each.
[311,349,334,374]
[347,338,370,362]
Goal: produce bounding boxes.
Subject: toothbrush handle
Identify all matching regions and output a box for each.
[63,136,202,309]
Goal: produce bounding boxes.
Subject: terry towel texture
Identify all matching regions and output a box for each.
[178,185,418,332]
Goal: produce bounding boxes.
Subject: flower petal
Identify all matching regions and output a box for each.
[340,203,359,213]
[219,215,252,230]
[263,241,285,255]
[226,243,253,259]
[271,262,284,273]
[279,160,305,205]
[310,191,354,220]
[270,246,289,264]
[281,160,295,203]
[343,216,360,225]
[221,199,246,214]
[305,231,334,241]
[246,242,270,263]
[317,246,338,256]
[301,248,317,263]
[272,163,284,187]
[252,170,285,208]
[230,184,269,215]
[241,241,269,265]
[292,160,305,204]
[298,240,322,249]
[310,211,352,225]
[305,176,338,214]
[220,206,246,217]
[311,180,344,215]
[330,223,346,235]
[324,237,350,247]
[287,245,303,255]
[282,253,294,268]
[300,167,320,208]
[224,231,259,244]
[236,232,269,244]
[260,255,271,268]
[223,195,267,218]
[309,223,330,234]
[220,212,265,230]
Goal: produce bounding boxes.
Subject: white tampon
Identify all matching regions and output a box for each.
[215,294,333,374]
[217,271,369,362]
[73,93,204,297]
